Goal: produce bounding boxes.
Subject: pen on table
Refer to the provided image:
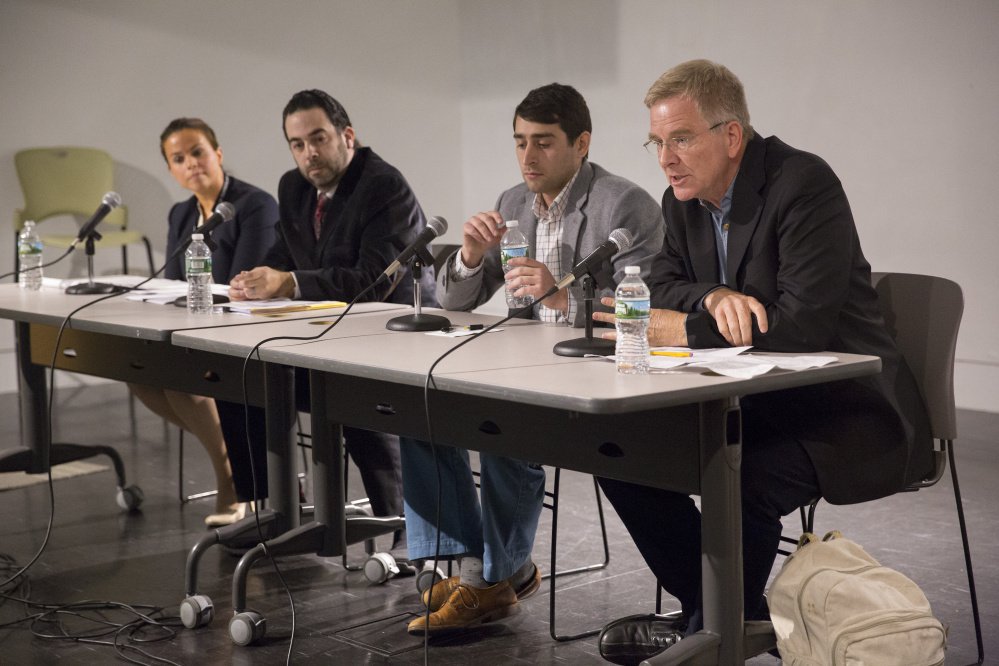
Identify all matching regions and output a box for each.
[441,324,484,332]
[650,350,693,357]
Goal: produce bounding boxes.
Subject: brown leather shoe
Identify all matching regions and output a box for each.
[408,582,518,636]
[422,563,542,611]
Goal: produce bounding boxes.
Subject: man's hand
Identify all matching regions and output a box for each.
[229,267,295,301]
[702,287,769,346]
[459,211,506,269]
[505,257,566,312]
[593,296,688,346]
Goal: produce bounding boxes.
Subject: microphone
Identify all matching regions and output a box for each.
[382,216,448,278]
[197,202,236,237]
[555,228,633,290]
[71,191,122,248]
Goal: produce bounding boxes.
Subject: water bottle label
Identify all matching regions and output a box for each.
[616,298,650,319]
[501,245,529,264]
[187,257,211,273]
[18,242,42,255]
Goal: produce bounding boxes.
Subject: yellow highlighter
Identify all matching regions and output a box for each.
[650,350,693,358]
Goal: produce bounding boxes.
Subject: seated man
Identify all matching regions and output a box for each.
[591,60,933,665]
[405,83,664,636]
[227,89,438,553]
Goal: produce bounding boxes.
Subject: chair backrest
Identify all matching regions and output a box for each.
[13,146,126,231]
[871,272,963,441]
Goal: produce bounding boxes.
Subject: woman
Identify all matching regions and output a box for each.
[130,118,278,526]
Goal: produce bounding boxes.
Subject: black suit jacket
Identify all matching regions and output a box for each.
[649,133,932,504]
[264,147,437,305]
[164,176,278,282]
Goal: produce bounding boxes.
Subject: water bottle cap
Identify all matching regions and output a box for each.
[192,233,204,240]
[624,266,641,275]
[504,219,519,228]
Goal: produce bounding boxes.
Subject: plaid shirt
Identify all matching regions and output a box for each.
[532,169,579,323]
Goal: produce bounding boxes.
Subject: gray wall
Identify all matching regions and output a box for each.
[2,0,997,411]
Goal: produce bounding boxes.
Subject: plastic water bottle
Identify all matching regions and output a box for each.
[17,220,44,290]
[615,266,650,374]
[186,233,213,314]
[500,219,533,309]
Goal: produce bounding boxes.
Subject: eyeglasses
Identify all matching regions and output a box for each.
[643,121,728,156]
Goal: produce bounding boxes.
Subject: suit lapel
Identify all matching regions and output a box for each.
[686,202,720,284]
[725,137,767,285]
[559,161,593,271]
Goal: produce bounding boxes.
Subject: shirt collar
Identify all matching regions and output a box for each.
[533,167,581,222]
[699,176,736,217]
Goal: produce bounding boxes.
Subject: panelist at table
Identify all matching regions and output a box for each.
[129,117,278,526]
[406,83,664,637]
[228,90,437,555]
[591,60,933,665]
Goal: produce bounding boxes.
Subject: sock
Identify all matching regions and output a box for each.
[507,559,536,591]
[458,556,487,589]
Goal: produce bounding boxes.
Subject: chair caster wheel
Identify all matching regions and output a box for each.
[229,611,266,646]
[116,485,144,511]
[415,563,446,594]
[179,594,214,628]
[363,552,399,584]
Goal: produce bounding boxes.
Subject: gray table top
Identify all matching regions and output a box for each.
[0,284,406,341]
[172,308,882,414]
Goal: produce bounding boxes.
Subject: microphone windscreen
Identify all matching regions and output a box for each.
[103,191,123,209]
[215,201,236,221]
[609,227,633,252]
[427,216,448,237]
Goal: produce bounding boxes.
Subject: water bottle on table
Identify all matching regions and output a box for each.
[18,220,44,291]
[186,233,214,314]
[615,266,650,374]
[500,219,533,309]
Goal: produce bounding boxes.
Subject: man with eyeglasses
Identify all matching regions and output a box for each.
[591,60,932,664]
[404,83,664,637]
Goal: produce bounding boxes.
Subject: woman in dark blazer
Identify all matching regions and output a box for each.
[130,118,277,526]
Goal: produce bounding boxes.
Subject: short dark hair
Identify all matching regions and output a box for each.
[159,117,219,162]
[282,89,352,140]
[513,83,591,144]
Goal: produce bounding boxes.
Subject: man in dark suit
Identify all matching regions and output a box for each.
[591,60,933,665]
[228,90,437,552]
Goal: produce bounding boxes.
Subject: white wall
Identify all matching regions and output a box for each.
[2,0,997,412]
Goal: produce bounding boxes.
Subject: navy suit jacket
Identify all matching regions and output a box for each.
[649,133,933,504]
[264,147,437,305]
[164,176,278,282]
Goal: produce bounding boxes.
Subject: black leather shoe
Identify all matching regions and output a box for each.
[598,612,687,665]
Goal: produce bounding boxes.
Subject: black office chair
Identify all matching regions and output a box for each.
[779,272,982,666]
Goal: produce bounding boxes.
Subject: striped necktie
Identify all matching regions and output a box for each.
[314,194,329,239]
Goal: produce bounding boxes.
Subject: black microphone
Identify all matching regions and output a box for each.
[382,216,448,278]
[197,202,236,237]
[555,228,633,290]
[70,191,122,248]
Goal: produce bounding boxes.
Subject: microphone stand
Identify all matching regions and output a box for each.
[65,230,126,295]
[552,273,614,357]
[386,251,451,332]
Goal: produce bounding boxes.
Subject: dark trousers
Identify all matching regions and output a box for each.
[597,400,820,632]
[215,369,403,519]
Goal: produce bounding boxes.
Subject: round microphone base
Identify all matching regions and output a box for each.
[386,313,451,332]
[65,282,127,295]
[552,336,615,357]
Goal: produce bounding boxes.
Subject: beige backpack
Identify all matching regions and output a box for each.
[767,531,946,666]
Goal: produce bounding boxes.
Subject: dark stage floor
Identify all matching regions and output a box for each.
[0,382,994,664]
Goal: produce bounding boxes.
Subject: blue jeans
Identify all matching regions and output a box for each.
[400,437,545,583]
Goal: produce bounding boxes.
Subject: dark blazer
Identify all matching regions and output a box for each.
[648,133,932,504]
[164,176,278,282]
[163,176,278,284]
[264,147,437,305]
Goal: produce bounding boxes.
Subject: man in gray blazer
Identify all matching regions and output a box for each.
[404,83,664,637]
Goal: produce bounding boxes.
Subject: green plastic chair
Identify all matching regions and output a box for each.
[13,146,154,280]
